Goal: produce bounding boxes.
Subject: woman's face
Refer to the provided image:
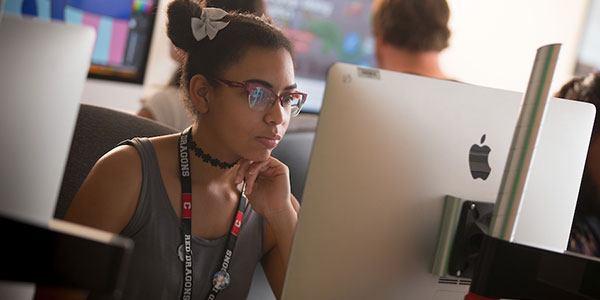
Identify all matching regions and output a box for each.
[204,46,296,162]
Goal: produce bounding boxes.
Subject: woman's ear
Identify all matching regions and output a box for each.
[189,74,212,114]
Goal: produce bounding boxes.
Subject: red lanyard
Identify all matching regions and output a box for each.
[178,127,247,300]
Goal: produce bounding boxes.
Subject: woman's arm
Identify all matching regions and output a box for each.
[260,195,300,298]
[36,146,143,300]
[65,145,142,233]
[235,157,300,298]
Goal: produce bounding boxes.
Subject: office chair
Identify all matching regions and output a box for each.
[54,104,178,219]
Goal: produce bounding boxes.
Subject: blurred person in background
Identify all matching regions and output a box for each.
[371,0,451,80]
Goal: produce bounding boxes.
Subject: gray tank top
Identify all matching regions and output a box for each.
[90,137,265,300]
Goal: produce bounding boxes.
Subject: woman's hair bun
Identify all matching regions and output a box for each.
[167,0,203,52]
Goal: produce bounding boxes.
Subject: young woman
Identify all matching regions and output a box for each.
[136,0,268,131]
[64,1,306,299]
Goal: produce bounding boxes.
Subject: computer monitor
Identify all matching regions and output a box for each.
[281,63,595,299]
[265,0,375,112]
[2,0,158,84]
[0,14,94,223]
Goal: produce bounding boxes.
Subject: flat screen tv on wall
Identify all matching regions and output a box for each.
[265,0,376,112]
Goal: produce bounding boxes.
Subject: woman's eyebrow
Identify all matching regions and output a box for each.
[244,79,297,90]
[284,83,298,90]
[245,79,273,88]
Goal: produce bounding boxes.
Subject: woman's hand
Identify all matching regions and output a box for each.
[236,157,300,296]
[234,157,292,219]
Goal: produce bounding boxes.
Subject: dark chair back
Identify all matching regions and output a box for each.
[55,104,177,219]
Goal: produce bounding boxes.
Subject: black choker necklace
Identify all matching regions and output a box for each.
[186,130,238,169]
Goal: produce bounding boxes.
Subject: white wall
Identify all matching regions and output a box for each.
[442,0,590,94]
[143,0,179,95]
[80,79,144,114]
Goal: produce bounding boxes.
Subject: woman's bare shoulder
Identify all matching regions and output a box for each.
[149,133,181,165]
[64,144,144,233]
[149,132,181,148]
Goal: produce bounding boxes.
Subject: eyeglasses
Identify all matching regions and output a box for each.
[216,79,307,117]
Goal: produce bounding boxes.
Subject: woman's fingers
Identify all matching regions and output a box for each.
[244,160,270,195]
[235,159,252,184]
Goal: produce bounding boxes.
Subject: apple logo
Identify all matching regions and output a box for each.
[469,134,491,180]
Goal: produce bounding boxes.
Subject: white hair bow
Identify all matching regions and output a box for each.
[191,7,230,41]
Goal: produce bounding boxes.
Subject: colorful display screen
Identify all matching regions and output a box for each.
[266,0,375,81]
[264,0,375,112]
[3,0,157,83]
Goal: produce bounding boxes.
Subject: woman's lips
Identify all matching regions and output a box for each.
[256,136,280,149]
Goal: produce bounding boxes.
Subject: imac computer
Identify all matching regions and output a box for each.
[0,14,94,223]
[0,15,133,297]
[281,63,595,299]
